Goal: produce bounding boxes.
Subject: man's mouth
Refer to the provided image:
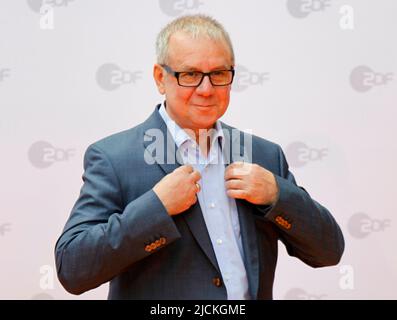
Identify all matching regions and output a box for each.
[193,104,214,108]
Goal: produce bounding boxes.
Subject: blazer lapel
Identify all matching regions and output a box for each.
[142,106,221,273]
[235,199,260,299]
[222,122,260,299]
[182,202,221,273]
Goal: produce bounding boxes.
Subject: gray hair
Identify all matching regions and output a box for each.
[156,14,235,65]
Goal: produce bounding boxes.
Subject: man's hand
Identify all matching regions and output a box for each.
[153,165,201,216]
[225,162,279,206]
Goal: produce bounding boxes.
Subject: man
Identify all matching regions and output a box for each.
[55,15,344,300]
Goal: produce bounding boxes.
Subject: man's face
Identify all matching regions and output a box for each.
[154,31,233,133]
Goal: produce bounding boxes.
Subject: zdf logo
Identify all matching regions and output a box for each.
[96,63,142,91]
[27,0,75,13]
[287,0,331,18]
[348,212,390,239]
[232,65,269,92]
[159,0,203,17]
[28,141,75,169]
[285,141,328,168]
[0,223,12,236]
[284,288,326,300]
[350,65,393,93]
[0,68,11,82]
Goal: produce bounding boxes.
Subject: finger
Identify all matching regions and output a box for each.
[226,189,247,200]
[225,167,244,181]
[181,164,194,173]
[191,194,198,205]
[191,170,201,181]
[227,162,254,179]
[228,161,244,168]
[195,182,201,193]
[188,191,198,205]
[225,179,244,190]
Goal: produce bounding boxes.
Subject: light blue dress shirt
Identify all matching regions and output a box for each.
[159,103,250,300]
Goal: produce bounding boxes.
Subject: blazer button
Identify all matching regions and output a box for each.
[212,277,222,287]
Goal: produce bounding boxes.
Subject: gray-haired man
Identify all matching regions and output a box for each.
[55,14,344,300]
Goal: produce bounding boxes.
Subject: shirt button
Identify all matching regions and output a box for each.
[210,202,216,208]
[216,239,223,245]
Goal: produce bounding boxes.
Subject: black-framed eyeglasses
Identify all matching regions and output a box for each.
[161,64,235,87]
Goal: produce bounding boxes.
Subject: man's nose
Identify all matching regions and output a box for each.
[195,75,214,96]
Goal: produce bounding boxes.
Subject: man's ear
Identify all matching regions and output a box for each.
[153,64,166,95]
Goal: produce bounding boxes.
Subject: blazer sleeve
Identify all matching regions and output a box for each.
[257,145,345,268]
[54,144,181,295]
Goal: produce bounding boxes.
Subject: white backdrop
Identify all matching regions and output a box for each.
[0,0,396,300]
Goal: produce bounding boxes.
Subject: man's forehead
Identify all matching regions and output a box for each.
[168,31,229,50]
[167,32,233,67]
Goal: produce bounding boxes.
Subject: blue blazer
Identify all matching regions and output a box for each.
[55,105,344,299]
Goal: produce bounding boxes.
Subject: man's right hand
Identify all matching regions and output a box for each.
[153,165,201,216]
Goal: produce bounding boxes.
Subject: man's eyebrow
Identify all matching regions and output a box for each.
[178,64,231,71]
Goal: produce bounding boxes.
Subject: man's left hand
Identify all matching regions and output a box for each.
[224,162,279,206]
